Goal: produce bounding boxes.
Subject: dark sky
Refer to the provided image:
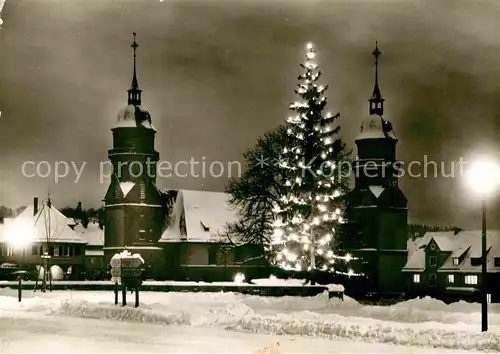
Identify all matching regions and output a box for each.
[0,0,499,228]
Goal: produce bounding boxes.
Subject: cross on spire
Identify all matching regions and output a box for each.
[369,41,384,116]
[372,41,381,66]
[131,32,139,53]
[128,32,142,105]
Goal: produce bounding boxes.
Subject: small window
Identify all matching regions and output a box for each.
[453,258,459,266]
[140,181,146,200]
[139,229,146,241]
[465,275,478,285]
[200,221,210,232]
[54,246,60,257]
[413,274,420,283]
[32,245,38,255]
[430,244,436,251]
[429,256,437,266]
[495,258,500,267]
[448,274,454,283]
[7,246,14,257]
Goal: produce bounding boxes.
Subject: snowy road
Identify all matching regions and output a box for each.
[0,311,476,353]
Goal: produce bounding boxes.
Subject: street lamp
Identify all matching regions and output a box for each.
[465,157,500,332]
[5,218,36,269]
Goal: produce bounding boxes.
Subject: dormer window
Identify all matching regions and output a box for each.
[453,258,459,266]
[429,256,437,266]
[471,257,482,267]
[200,221,210,232]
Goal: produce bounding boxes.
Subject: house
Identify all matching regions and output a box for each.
[0,197,87,280]
[404,230,500,302]
[158,189,267,281]
[74,220,105,279]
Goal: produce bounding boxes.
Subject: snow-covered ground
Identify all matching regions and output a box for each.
[1,288,499,352]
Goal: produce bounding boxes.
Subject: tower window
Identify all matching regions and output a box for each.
[413,274,420,283]
[140,181,146,201]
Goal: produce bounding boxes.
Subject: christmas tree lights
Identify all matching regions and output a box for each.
[271,43,363,277]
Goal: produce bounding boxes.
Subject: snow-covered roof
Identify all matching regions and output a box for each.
[404,229,500,273]
[403,249,425,271]
[0,218,15,243]
[356,115,397,141]
[1,205,87,244]
[115,104,156,131]
[85,249,104,256]
[430,233,457,252]
[160,190,240,243]
[74,221,104,247]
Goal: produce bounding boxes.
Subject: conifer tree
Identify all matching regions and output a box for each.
[223,125,291,264]
[271,43,358,276]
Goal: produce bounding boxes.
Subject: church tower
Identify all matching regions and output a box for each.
[344,43,408,298]
[103,33,165,277]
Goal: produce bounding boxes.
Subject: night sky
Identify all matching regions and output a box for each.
[0,0,499,228]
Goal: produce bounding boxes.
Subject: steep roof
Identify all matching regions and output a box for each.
[1,204,86,245]
[404,230,500,273]
[74,221,104,246]
[160,190,240,243]
[0,218,15,243]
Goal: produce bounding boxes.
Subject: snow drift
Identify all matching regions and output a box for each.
[1,289,499,351]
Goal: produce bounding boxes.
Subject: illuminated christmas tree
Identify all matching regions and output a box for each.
[271,43,360,277]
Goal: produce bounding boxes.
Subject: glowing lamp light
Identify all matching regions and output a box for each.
[5,218,36,248]
[465,158,500,196]
[234,272,245,284]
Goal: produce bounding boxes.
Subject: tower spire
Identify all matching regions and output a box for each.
[128,32,142,106]
[369,41,384,116]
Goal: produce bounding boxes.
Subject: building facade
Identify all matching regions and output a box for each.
[343,44,408,298]
[159,190,266,281]
[404,230,500,303]
[103,33,167,277]
[0,197,87,280]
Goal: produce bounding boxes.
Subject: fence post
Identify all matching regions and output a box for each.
[18,277,22,302]
[122,285,127,306]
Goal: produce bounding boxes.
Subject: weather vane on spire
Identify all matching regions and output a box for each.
[128,32,142,105]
